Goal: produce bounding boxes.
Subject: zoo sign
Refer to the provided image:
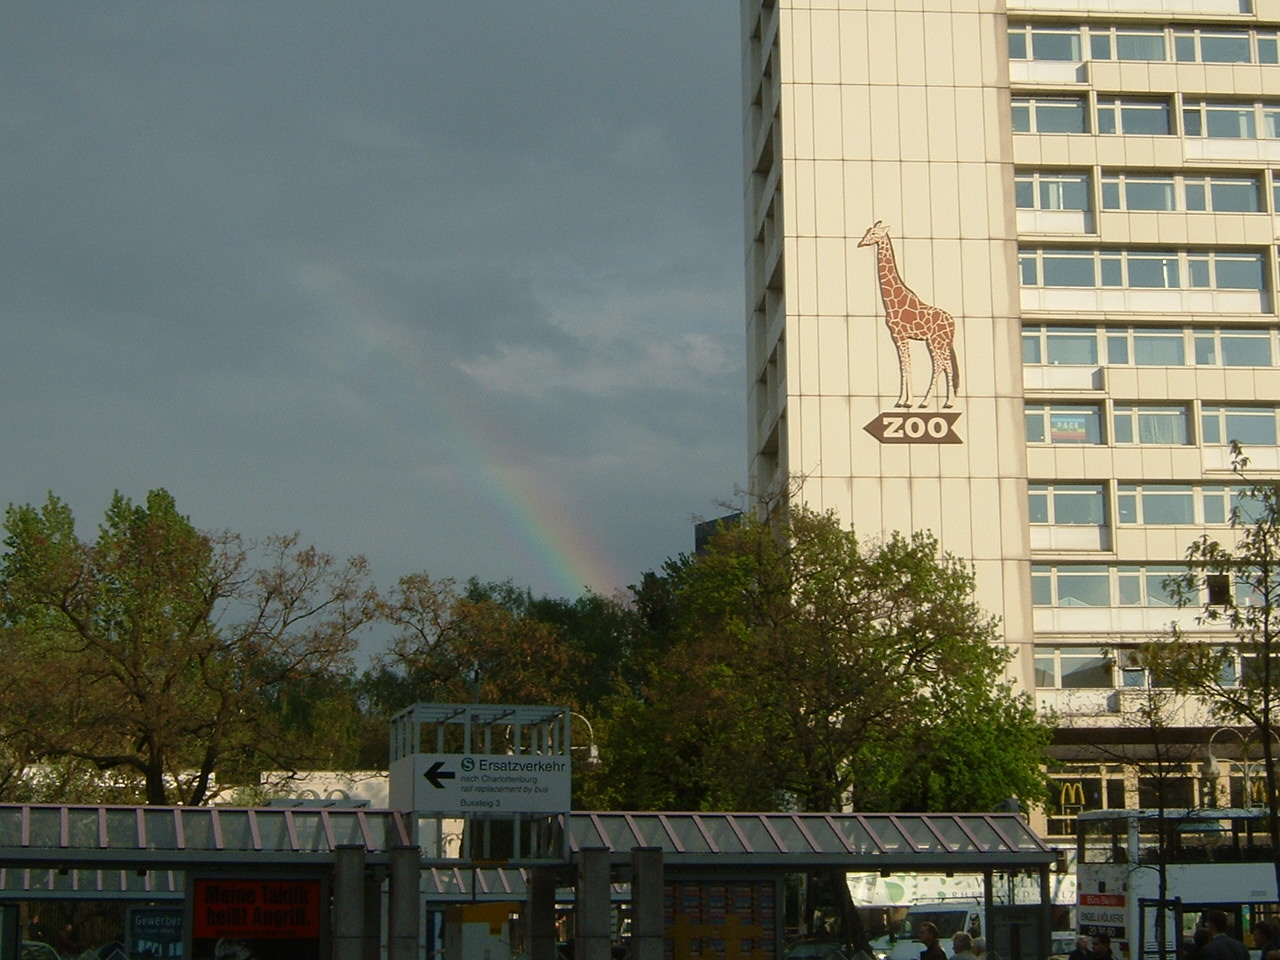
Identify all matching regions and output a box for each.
[864,412,962,444]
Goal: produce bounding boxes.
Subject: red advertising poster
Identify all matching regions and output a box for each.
[190,878,323,960]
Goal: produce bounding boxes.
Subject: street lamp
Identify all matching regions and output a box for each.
[1206,727,1268,808]
[571,712,601,769]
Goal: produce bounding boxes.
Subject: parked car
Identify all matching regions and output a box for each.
[23,943,60,960]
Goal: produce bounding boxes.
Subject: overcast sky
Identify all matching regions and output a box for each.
[1,4,745,602]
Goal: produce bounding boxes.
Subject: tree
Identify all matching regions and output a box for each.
[1141,444,1280,895]
[0,489,376,804]
[597,505,1051,812]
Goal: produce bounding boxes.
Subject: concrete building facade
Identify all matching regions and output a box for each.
[742,0,1280,837]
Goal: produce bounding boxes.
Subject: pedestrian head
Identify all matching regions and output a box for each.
[920,922,939,945]
[953,932,974,953]
[1092,933,1111,955]
[1205,911,1230,935]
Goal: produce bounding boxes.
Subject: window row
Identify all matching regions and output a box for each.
[1035,643,1265,688]
[1016,169,1272,214]
[1018,248,1266,291]
[1013,96,1280,139]
[1026,403,1279,447]
[1010,24,1280,65]
[1022,325,1274,368]
[1030,482,1259,526]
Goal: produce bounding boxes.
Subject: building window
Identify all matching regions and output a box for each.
[1184,102,1280,139]
[1194,329,1273,366]
[1092,28,1168,62]
[1106,328,1185,366]
[1013,97,1088,134]
[1009,25,1083,61]
[1174,28,1280,65]
[1097,98,1172,136]
[1033,565,1112,606]
[1201,406,1279,446]
[1026,404,1103,444]
[1015,171,1091,211]
[1023,326,1099,365]
[1100,174,1260,213]
[1117,566,1183,606]
[1018,248,1265,292]
[1117,484,1232,525]
[1112,405,1190,445]
[1030,484,1107,525]
[1033,643,1115,684]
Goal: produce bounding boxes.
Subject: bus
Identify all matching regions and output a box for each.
[1075,808,1279,960]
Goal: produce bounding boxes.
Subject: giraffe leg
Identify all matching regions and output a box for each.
[918,349,939,408]
[893,339,912,408]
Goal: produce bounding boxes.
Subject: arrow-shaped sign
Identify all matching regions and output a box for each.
[424,760,456,789]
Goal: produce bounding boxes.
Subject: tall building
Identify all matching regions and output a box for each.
[742,0,1280,837]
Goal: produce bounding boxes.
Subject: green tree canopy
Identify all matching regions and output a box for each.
[0,489,376,804]
[595,505,1051,812]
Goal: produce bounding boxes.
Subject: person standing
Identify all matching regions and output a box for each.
[1251,921,1278,960]
[1202,910,1250,960]
[919,922,947,960]
[1091,933,1115,960]
[1068,936,1092,960]
[951,932,980,960]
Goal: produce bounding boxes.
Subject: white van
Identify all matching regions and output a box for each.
[870,902,984,960]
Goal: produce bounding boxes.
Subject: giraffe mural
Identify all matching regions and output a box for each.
[857,221,960,409]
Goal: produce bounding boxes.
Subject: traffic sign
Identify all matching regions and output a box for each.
[391,753,572,816]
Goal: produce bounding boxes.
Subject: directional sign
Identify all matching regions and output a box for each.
[864,411,962,444]
[390,753,572,816]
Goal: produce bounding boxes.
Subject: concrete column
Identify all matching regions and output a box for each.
[630,847,663,960]
[362,869,383,960]
[575,847,612,960]
[333,845,366,960]
[388,844,421,960]
[526,865,559,960]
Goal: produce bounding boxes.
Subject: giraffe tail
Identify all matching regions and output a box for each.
[950,344,960,393]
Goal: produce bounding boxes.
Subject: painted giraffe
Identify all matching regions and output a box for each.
[857,220,960,409]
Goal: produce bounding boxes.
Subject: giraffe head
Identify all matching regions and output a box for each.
[858,220,890,248]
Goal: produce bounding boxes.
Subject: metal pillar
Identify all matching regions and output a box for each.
[576,847,612,960]
[333,845,366,960]
[527,865,559,960]
[388,844,420,960]
[362,868,383,960]
[630,847,663,960]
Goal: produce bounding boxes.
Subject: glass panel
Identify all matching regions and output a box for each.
[1132,331,1185,365]
[66,809,100,850]
[1141,488,1195,524]
[1015,177,1034,208]
[1054,486,1105,524]
[1127,255,1178,288]
[143,810,178,850]
[835,818,886,855]
[1183,109,1203,136]
[1189,258,1211,288]
[1210,179,1259,212]
[330,812,368,848]
[1057,568,1111,606]
[217,810,256,851]
[259,812,295,852]
[1041,175,1090,210]
[1061,646,1113,684]
[1042,253,1095,286]
[1260,36,1279,64]
[1029,487,1049,523]
[898,817,946,852]
[1023,333,1042,364]
[1035,652,1056,687]
[1115,32,1166,61]
[1026,411,1046,443]
[1121,102,1170,135]
[1195,336,1217,364]
[1092,33,1112,60]
[1124,179,1176,210]
[1031,30,1082,61]
[1012,103,1032,133]
[732,816,782,853]
[1032,568,1053,605]
[1019,254,1038,285]
[1107,335,1129,364]
[1206,107,1255,139]
[1101,179,1121,209]
[1221,333,1271,366]
[628,815,674,849]
[1097,105,1117,135]
[182,809,215,851]
[1117,491,1137,523]
[1100,257,1123,286]
[1037,100,1087,133]
[1118,569,1142,605]
[1137,409,1188,444]
[702,817,747,853]
[1145,567,1183,605]
[768,817,812,853]
[1199,34,1252,63]
[1215,255,1264,290]
[1049,408,1101,443]
[28,809,61,849]
[667,816,712,853]
[1174,34,1196,62]
[1224,410,1277,445]
[1045,329,1098,364]
[796,817,842,855]
[104,809,139,850]
[1186,181,1208,210]
[0,809,22,848]
[1009,30,1028,59]
[1203,413,1222,444]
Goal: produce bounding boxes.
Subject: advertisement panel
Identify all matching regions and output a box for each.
[189,877,324,960]
[1079,893,1126,939]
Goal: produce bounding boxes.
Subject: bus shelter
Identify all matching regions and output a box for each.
[0,804,418,960]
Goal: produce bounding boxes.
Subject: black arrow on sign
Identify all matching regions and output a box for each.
[424,761,456,789]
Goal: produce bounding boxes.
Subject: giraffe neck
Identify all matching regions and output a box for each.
[876,239,907,302]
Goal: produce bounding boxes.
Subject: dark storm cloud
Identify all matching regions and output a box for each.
[0,2,744,596]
